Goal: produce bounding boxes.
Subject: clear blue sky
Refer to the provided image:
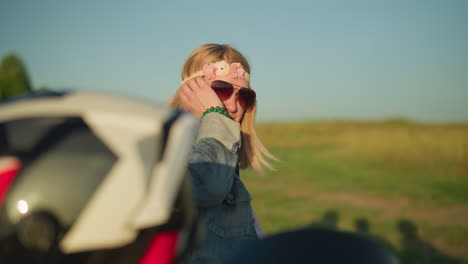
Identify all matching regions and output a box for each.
[1,0,467,122]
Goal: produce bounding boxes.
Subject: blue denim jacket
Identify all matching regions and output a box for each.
[181,113,259,264]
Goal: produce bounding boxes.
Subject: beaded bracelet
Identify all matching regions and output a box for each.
[202,106,228,119]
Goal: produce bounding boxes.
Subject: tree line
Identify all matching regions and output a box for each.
[0,54,36,101]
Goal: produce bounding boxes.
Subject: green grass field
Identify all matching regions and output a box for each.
[242,121,468,263]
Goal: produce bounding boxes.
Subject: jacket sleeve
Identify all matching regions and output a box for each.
[188,113,241,207]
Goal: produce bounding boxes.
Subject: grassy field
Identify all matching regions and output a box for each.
[242,121,468,263]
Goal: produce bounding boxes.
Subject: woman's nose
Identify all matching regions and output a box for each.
[223,94,238,112]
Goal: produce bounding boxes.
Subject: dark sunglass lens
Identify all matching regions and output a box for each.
[211,80,233,89]
[213,87,233,101]
[239,96,247,109]
[239,89,256,109]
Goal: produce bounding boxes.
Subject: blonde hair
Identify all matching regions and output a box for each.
[169,44,276,173]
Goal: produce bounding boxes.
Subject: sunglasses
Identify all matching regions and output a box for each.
[210,81,256,110]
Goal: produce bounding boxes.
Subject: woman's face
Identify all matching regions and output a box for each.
[210,80,248,122]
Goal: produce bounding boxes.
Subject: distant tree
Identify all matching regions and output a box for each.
[0,54,32,101]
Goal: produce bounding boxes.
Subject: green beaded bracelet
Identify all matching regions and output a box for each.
[202,106,228,119]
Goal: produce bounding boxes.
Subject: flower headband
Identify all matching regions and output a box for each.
[182,60,251,88]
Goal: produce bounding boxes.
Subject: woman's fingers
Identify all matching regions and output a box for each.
[193,77,223,109]
[195,77,211,91]
[180,82,204,118]
[179,77,224,118]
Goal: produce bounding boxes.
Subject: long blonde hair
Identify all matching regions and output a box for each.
[169,44,276,173]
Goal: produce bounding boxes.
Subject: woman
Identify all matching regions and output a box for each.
[169,44,276,263]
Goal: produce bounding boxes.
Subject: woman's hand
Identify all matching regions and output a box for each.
[179,77,224,118]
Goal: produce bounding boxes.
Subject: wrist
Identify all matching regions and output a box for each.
[202,106,228,119]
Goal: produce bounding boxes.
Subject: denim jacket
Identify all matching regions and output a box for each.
[181,113,260,264]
